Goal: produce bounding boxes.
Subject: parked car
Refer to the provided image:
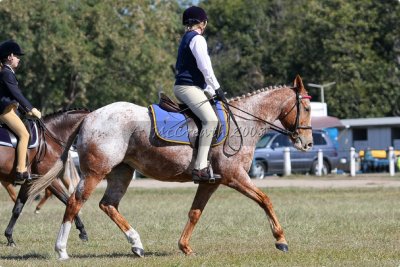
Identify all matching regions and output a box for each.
[249,130,339,178]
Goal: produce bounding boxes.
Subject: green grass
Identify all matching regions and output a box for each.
[0,186,399,266]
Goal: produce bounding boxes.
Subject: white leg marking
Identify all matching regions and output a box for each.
[125,228,143,249]
[55,222,72,260]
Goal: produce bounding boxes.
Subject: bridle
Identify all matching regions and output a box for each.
[278,87,312,138]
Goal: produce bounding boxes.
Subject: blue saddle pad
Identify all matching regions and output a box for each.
[149,101,228,146]
[0,120,39,149]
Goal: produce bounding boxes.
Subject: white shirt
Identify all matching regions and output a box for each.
[189,35,220,94]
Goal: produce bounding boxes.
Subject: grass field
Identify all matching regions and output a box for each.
[0,185,399,266]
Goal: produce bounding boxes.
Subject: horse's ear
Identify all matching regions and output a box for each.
[293,75,306,93]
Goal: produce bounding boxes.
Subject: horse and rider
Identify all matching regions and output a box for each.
[25,6,313,260]
[0,39,42,185]
[6,6,313,259]
[0,40,90,246]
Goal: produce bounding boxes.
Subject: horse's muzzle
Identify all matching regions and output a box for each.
[294,136,313,151]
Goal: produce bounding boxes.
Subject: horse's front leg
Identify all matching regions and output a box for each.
[4,183,30,246]
[179,183,220,255]
[227,169,288,252]
[1,181,17,202]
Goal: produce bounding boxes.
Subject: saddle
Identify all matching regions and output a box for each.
[0,120,39,149]
[149,93,228,147]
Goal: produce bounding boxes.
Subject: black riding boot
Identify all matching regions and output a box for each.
[14,171,30,185]
[192,166,221,184]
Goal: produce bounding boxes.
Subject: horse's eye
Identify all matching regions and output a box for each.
[304,106,310,112]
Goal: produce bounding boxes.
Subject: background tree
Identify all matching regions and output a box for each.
[0,0,398,118]
[0,0,181,112]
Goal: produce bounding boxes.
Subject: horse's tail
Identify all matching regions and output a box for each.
[27,117,86,203]
[27,159,65,203]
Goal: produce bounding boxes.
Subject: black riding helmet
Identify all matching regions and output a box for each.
[182,6,207,26]
[0,40,24,60]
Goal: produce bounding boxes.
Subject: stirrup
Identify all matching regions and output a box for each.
[192,167,221,184]
[14,171,30,186]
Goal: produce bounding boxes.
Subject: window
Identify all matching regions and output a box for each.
[312,132,327,145]
[256,134,274,148]
[353,128,367,141]
[392,128,400,139]
[271,134,291,148]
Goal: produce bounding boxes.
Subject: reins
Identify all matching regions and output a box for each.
[28,117,68,166]
[164,85,312,155]
[222,85,312,142]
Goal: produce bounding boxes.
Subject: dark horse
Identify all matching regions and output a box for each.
[28,76,313,260]
[1,109,90,246]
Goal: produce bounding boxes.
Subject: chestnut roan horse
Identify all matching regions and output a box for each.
[1,109,90,246]
[28,75,313,260]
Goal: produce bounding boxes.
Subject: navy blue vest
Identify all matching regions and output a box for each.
[174,31,206,89]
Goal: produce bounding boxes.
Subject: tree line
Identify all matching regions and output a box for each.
[0,0,399,118]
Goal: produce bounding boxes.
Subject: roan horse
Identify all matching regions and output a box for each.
[0,109,90,246]
[28,75,313,260]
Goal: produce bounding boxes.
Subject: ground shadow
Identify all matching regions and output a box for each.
[71,251,172,259]
[0,253,48,260]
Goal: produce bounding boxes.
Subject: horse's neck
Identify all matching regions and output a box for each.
[231,88,289,143]
[44,112,87,144]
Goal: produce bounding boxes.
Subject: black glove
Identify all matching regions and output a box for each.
[215,88,227,102]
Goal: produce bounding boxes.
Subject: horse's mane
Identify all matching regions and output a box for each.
[228,85,289,102]
[43,107,92,119]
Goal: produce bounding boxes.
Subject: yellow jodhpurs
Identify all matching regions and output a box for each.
[0,104,29,172]
[174,85,218,170]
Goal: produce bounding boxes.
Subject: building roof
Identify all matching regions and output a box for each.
[312,116,344,129]
[341,117,400,127]
[274,116,344,130]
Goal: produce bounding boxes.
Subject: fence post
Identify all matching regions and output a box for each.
[350,147,356,177]
[388,146,395,176]
[317,149,323,176]
[283,147,291,176]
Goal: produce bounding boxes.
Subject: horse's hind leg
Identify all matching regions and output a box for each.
[98,164,144,257]
[48,180,88,241]
[55,173,103,260]
[34,187,52,213]
[178,183,220,255]
[227,170,288,252]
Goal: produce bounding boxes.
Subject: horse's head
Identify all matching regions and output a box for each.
[278,75,313,151]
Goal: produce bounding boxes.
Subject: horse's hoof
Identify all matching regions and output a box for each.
[79,232,89,242]
[7,241,16,247]
[132,247,144,257]
[57,251,70,260]
[34,209,40,214]
[275,243,289,252]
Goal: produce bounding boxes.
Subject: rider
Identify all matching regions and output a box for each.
[0,40,42,185]
[174,6,226,183]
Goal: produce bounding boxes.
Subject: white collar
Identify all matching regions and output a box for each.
[4,64,15,74]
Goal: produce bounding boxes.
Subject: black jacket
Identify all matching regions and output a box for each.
[0,65,33,114]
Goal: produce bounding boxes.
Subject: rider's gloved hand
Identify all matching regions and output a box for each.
[203,86,216,99]
[29,108,42,119]
[215,88,227,102]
